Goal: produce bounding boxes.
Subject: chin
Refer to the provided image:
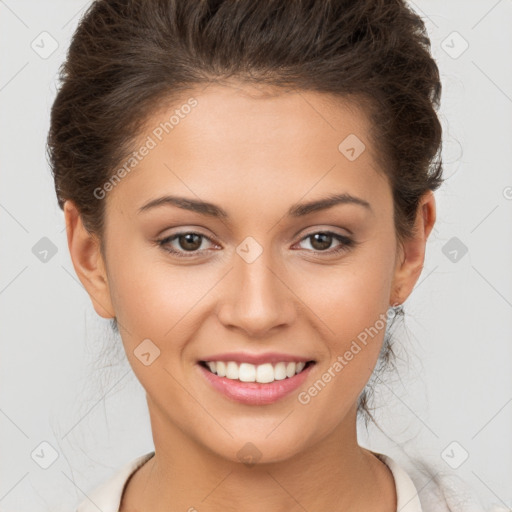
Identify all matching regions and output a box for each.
[202,433,309,467]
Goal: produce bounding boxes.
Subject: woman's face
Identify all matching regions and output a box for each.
[69,81,433,464]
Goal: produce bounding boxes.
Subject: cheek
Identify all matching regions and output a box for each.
[302,275,389,388]
[296,243,395,394]
[106,259,203,402]
[303,248,395,340]
[295,274,392,429]
[107,248,222,353]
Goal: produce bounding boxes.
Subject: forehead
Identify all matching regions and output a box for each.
[105,81,390,219]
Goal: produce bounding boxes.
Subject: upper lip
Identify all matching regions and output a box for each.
[199,352,315,365]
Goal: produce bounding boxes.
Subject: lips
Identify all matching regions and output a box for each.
[197,359,315,405]
[195,351,317,404]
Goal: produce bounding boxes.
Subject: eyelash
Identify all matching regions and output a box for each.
[156,230,357,259]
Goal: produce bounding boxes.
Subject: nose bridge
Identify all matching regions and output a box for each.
[218,238,294,335]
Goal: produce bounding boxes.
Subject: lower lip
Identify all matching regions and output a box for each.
[197,362,315,405]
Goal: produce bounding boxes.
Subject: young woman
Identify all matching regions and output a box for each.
[47,1,483,510]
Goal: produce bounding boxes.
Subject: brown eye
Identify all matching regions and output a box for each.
[177,233,203,251]
[309,232,334,251]
[296,231,356,256]
[157,232,216,258]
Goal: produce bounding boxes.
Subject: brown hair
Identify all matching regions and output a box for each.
[46,0,444,427]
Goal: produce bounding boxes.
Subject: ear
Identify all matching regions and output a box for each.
[63,200,115,319]
[389,190,437,306]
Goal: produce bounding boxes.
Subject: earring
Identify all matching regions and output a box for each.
[387,302,403,320]
[392,302,403,313]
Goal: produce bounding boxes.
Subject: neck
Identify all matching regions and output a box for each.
[121,402,396,512]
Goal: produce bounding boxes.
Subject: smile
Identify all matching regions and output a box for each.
[199,360,315,383]
[197,360,316,405]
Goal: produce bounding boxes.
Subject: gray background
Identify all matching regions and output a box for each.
[1,1,511,510]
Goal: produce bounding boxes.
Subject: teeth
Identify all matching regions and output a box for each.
[204,360,308,383]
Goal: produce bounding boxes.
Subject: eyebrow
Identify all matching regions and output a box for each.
[137,192,373,218]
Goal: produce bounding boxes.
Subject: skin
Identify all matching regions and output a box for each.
[64,81,436,511]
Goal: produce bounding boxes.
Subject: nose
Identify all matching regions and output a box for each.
[216,246,296,338]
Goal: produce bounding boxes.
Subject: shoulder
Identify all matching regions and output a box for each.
[75,451,155,512]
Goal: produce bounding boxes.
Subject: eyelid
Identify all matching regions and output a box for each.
[294,230,355,254]
[295,225,353,239]
[157,226,350,245]
[157,230,219,255]
[156,227,356,259]
[155,229,220,249]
